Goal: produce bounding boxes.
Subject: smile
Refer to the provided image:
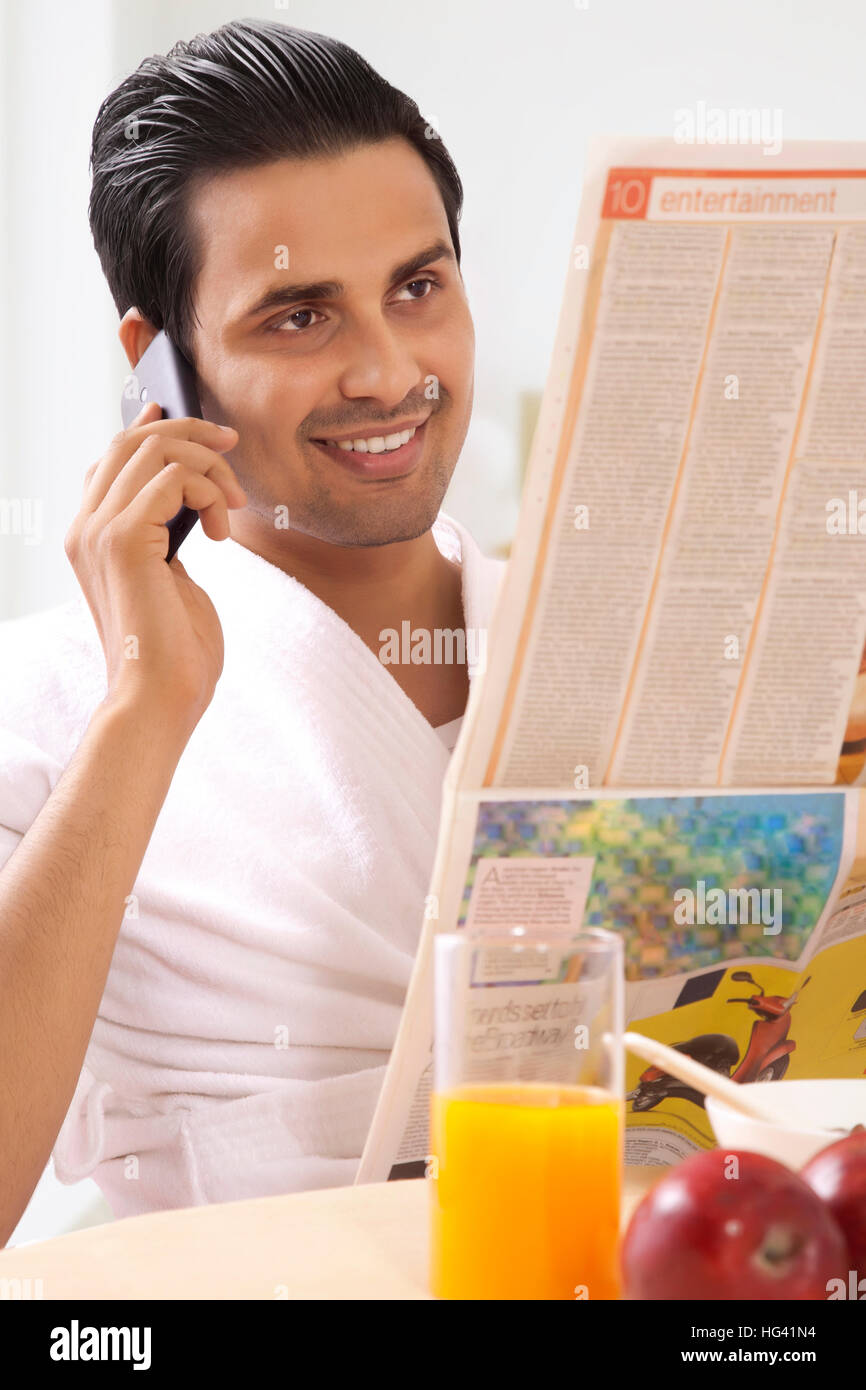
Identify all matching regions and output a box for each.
[309,417,429,479]
[321,425,418,454]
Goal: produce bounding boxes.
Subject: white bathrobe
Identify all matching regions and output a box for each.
[0,511,505,1217]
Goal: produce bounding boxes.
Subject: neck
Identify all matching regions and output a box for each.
[227,512,464,656]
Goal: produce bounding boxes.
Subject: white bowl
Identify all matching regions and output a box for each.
[706,1079,866,1169]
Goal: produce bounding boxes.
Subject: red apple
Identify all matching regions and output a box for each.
[622,1148,848,1300]
[801,1130,866,1277]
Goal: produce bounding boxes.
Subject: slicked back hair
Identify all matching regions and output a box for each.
[89,18,464,364]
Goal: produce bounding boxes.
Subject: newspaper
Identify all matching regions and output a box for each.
[355,138,866,1183]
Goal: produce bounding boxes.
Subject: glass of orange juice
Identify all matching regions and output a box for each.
[429,926,624,1301]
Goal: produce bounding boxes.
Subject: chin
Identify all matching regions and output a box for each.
[325,504,443,548]
[304,461,453,547]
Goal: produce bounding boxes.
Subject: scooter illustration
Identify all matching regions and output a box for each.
[626,971,811,1113]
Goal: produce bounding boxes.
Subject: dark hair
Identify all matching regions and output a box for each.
[88,18,464,364]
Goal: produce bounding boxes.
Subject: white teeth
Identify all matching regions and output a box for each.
[331,426,416,454]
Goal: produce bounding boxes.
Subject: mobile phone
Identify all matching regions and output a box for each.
[120,330,203,563]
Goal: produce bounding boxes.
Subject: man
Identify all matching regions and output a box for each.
[0,18,506,1238]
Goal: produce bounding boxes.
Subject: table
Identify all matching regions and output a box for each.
[0,1167,663,1300]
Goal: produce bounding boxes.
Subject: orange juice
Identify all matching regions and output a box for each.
[430,1081,622,1300]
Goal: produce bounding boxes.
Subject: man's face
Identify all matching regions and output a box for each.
[185,137,475,548]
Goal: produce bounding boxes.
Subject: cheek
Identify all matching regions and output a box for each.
[421,308,474,402]
[223,356,321,441]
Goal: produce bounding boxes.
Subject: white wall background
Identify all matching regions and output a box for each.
[3,0,866,1240]
[6,0,866,624]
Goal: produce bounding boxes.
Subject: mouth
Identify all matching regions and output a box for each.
[309,417,429,480]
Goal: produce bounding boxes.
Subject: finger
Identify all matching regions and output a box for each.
[92,435,247,524]
[84,415,239,513]
[124,399,163,430]
[119,464,231,550]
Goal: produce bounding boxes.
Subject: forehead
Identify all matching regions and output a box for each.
[186,138,452,323]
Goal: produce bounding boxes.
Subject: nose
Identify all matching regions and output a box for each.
[335,313,422,409]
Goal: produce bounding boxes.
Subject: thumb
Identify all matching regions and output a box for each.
[132,399,163,426]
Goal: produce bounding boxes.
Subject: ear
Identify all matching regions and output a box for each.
[119,307,160,369]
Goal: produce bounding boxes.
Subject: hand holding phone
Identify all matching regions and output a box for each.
[121,331,214,562]
[65,391,246,734]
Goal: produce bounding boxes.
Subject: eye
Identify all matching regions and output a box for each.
[395,276,441,302]
[269,307,326,334]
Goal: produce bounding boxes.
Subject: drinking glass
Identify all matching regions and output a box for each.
[429,926,624,1300]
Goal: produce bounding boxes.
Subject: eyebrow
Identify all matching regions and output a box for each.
[235,239,457,324]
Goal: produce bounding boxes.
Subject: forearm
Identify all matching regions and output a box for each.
[0,694,193,1243]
